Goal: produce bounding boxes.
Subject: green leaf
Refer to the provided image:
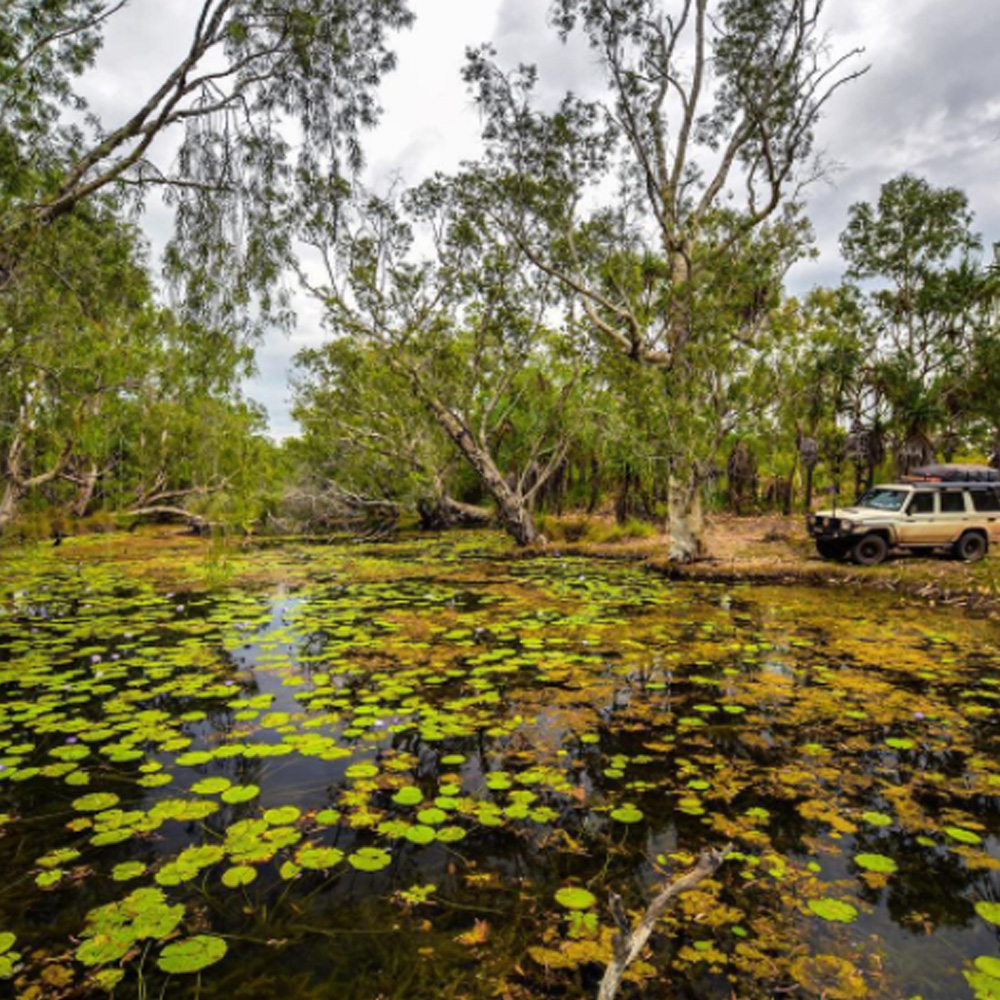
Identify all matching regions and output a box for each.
[975,901,1000,926]
[73,793,120,812]
[191,777,232,795]
[296,846,344,870]
[555,887,597,910]
[157,935,228,974]
[610,804,643,824]
[405,825,436,845]
[861,811,893,828]
[808,899,858,923]
[264,806,300,826]
[854,853,898,875]
[221,784,260,805]
[976,957,1000,980]
[945,826,983,845]
[112,862,147,882]
[392,786,423,806]
[347,847,391,872]
[222,866,257,888]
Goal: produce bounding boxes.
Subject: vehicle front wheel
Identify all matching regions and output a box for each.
[816,539,848,561]
[851,533,889,566]
[954,531,988,563]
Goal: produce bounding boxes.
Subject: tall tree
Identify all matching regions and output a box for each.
[840,174,982,474]
[1,0,413,328]
[301,182,585,546]
[463,0,866,558]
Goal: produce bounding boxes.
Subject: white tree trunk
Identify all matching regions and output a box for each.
[668,474,705,563]
[0,481,22,533]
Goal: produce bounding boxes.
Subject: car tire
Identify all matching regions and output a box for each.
[954,531,988,563]
[851,533,889,566]
[816,539,848,561]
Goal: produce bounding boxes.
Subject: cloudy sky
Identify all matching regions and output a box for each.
[82,0,1000,439]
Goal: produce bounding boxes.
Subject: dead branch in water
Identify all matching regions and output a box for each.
[597,844,732,1000]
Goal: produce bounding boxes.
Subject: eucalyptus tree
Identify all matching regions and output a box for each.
[463,0,866,558]
[0,200,153,529]
[840,174,983,474]
[292,337,490,528]
[300,180,587,546]
[1,0,413,331]
[0,193,271,532]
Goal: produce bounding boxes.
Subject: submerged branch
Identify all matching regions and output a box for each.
[597,844,731,1000]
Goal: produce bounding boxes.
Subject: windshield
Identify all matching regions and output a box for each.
[858,488,908,511]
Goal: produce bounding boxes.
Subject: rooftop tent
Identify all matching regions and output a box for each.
[904,464,1000,484]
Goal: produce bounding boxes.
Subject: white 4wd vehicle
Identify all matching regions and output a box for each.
[807,468,1000,565]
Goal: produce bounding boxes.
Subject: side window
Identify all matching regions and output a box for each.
[908,493,934,515]
[940,492,967,514]
[972,489,1000,513]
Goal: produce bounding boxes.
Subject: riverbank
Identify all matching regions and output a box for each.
[10,515,1000,613]
[540,514,1000,615]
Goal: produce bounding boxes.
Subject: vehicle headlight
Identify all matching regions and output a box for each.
[840,520,855,531]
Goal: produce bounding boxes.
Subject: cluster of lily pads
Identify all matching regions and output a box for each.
[0,537,998,998]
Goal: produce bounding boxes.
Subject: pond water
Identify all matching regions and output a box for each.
[0,533,999,999]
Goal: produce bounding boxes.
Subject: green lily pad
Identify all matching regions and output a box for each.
[191,777,232,795]
[610,804,643,824]
[861,811,893,828]
[808,899,858,923]
[264,806,300,826]
[555,887,597,910]
[296,846,344,870]
[348,847,391,872]
[221,785,259,805]
[945,826,983,845]
[73,793,120,812]
[157,935,228,974]
[392,786,423,806]
[976,957,1000,980]
[405,825,436,845]
[222,866,257,888]
[854,853,898,875]
[112,862,147,882]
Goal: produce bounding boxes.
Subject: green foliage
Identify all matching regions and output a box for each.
[157,935,228,975]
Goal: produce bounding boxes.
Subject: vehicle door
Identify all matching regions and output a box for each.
[899,491,936,544]
[937,490,971,543]
[971,487,1000,542]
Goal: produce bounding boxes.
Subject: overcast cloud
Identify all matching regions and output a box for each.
[79,0,1000,439]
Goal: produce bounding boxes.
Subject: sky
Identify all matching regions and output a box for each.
[81,0,1000,439]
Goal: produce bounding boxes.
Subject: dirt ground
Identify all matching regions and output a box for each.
[549,513,1000,614]
[657,514,1000,613]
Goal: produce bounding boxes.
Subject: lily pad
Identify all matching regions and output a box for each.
[348,847,391,872]
[610,804,643,824]
[945,826,983,845]
[555,887,597,910]
[296,846,344,870]
[808,899,859,923]
[72,792,120,812]
[221,785,260,805]
[405,825,436,845]
[854,853,898,875]
[222,865,257,888]
[392,786,423,806]
[157,935,228,974]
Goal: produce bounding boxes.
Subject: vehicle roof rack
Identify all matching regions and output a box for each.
[902,464,1000,484]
